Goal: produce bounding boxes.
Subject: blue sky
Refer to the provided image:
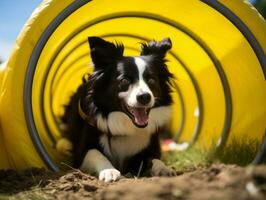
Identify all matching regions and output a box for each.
[0,0,42,61]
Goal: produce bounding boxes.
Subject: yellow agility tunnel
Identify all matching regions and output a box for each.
[0,0,265,171]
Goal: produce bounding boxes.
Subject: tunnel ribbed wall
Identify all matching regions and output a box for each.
[0,0,265,170]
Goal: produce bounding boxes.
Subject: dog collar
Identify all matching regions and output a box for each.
[78,100,96,127]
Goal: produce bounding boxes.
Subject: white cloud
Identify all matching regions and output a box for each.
[0,38,14,61]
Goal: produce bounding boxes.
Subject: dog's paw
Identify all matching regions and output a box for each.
[56,138,73,156]
[99,169,121,182]
[151,165,176,177]
[151,159,176,177]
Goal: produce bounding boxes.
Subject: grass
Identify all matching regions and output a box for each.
[162,146,211,172]
[0,189,52,200]
[162,136,264,171]
[213,137,262,166]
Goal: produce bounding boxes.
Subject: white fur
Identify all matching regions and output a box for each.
[80,149,121,182]
[96,114,108,132]
[99,130,152,167]
[96,106,172,167]
[119,57,155,107]
[96,106,172,136]
[80,149,114,173]
[99,169,121,182]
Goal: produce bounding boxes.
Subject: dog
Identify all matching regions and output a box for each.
[57,36,176,182]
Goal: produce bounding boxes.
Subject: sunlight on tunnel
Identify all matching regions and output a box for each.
[0,0,265,170]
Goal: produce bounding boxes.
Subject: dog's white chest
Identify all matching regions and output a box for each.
[100,132,152,163]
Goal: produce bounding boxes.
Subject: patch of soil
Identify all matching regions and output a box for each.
[0,164,266,200]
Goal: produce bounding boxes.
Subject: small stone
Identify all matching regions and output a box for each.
[83,184,98,192]
[171,189,183,197]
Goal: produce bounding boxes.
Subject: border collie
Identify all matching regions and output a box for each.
[57,36,176,182]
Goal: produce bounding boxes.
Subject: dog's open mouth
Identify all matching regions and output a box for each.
[124,104,151,128]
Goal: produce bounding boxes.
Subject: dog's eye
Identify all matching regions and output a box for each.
[148,78,156,86]
[119,78,131,91]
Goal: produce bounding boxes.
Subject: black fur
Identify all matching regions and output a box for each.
[61,37,174,175]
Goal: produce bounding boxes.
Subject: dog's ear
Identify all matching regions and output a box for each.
[140,38,172,58]
[88,37,124,69]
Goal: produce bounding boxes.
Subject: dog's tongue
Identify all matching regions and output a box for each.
[132,107,148,127]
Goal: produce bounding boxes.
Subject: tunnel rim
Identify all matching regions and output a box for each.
[202,0,266,79]
[24,0,91,171]
[24,0,265,171]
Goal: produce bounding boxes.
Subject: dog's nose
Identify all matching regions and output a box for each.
[137,93,151,105]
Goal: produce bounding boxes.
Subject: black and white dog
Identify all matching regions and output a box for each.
[57,36,176,182]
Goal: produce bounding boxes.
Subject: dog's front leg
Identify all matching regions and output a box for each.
[80,149,121,182]
[150,159,176,176]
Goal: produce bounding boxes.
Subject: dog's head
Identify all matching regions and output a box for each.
[84,37,173,131]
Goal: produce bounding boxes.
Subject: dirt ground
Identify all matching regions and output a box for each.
[0,164,266,200]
